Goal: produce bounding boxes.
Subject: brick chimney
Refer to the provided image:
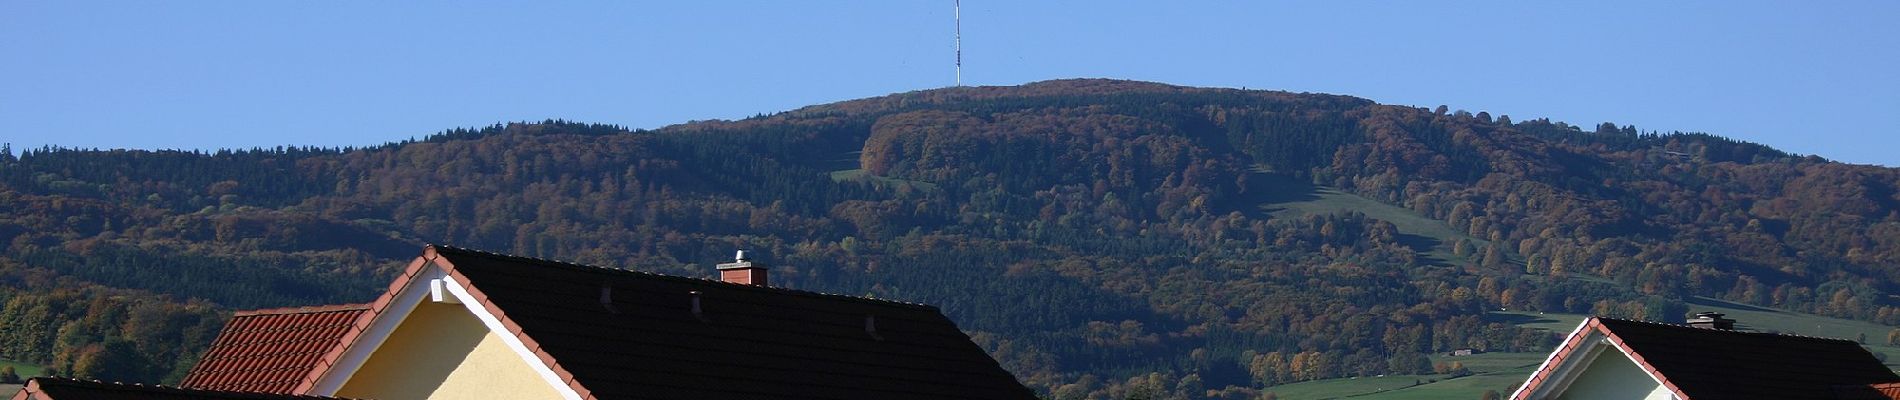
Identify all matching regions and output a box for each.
[716,250,767,286]
[1686,312,1735,330]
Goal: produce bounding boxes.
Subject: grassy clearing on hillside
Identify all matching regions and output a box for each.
[1486,310,1589,334]
[0,358,44,378]
[1351,370,1533,400]
[1260,374,1442,399]
[825,150,939,192]
[1427,352,1547,372]
[1260,352,1544,399]
[1249,171,1488,266]
[827,169,942,192]
[1259,186,1471,248]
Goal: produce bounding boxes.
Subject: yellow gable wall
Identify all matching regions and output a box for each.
[334,302,565,400]
[1555,346,1676,400]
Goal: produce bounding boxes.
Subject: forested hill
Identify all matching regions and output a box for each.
[3,79,1899,397]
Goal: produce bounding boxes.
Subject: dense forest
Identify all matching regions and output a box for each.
[2,79,1898,398]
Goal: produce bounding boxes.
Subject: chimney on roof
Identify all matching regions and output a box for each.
[716,250,767,286]
[1687,312,1735,330]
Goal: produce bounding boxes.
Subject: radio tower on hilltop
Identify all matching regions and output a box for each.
[954,0,962,86]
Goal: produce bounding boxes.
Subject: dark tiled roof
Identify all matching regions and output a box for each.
[430,245,1037,400]
[10,378,351,400]
[179,304,369,393]
[1595,318,1900,399]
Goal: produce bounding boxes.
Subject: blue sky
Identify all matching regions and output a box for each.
[4,2,1897,165]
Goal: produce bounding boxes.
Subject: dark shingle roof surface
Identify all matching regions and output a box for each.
[434,246,1038,400]
[1596,318,1900,399]
[13,378,350,400]
[179,305,368,393]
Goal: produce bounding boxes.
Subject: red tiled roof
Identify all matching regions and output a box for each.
[303,245,1038,399]
[1837,382,1900,400]
[179,304,369,394]
[1517,317,1900,400]
[10,377,351,400]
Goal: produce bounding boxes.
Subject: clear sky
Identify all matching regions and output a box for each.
[4,2,1897,165]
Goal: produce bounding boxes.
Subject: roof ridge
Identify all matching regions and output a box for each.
[233,303,372,317]
[428,244,938,310]
[1593,316,1864,343]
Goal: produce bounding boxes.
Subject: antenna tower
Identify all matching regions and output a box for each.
[955,0,962,86]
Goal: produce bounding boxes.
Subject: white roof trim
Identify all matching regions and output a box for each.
[1512,318,1598,400]
[307,265,583,400]
[308,266,440,395]
[430,278,461,304]
[440,274,585,400]
[1541,336,1610,399]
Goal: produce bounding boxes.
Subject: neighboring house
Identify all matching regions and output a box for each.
[1512,312,1900,400]
[181,304,372,393]
[10,245,1037,400]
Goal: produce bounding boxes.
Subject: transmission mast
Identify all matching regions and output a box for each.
[955,0,962,86]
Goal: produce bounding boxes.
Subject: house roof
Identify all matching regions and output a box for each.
[289,245,1036,399]
[1836,382,1900,400]
[8,378,351,400]
[180,304,370,393]
[1515,317,1900,400]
